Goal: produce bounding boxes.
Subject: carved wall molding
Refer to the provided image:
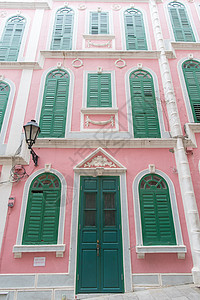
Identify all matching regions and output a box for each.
[78,4,87,10]
[88,40,111,48]
[85,116,114,127]
[115,59,126,69]
[111,4,121,11]
[83,156,117,168]
[72,58,83,68]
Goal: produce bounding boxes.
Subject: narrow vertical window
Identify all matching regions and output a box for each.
[87,73,112,107]
[130,70,160,138]
[22,173,61,245]
[39,69,70,138]
[168,2,195,42]
[90,12,109,34]
[182,60,200,122]
[51,7,74,50]
[0,81,10,131]
[124,8,147,50]
[139,174,176,246]
[0,16,26,61]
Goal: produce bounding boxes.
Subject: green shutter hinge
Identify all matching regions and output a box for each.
[81,186,82,190]
[79,224,81,230]
[77,274,79,280]
[121,274,123,281]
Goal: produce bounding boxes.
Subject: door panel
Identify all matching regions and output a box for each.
[76,176,124,293]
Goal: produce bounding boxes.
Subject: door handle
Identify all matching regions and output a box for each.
[97,240,100,256]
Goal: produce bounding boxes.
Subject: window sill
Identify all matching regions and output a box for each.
[136,245,187,259]
[171,42,200,50]
[81,108,118,114]
[13,244,65,258]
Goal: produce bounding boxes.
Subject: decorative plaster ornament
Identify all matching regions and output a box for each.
[97,67,103,74]
[85,116,114,127]
[148,164,155,173]
[111,4,121,11]
[0,11,7,18]
[97,7,102,12]
[64,2,69,7]
[78,4,87,10]
[45,164,51,172]
[188,53,193,59]
[72,58,83,68]
[115,59,126,69]
[17,10,21,15]
[83,156,117,168]
[130,4,135,8]
[57,62,62,68]
[0,75,5,81]
[137,63,143,69]
[88,41,111,48]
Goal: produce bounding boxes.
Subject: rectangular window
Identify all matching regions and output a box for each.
[90,12,109,34]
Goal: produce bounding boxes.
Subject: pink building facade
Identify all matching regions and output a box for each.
[0,0,200,299]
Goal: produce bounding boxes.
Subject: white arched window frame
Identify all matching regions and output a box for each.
[13,168,67,258]
[35,66,74,136]
[125,67,170,138]
[120,6,151,51]
[133,168,186,258]
[0,13,30,61]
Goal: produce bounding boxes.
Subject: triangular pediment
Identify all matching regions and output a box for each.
[74,148,126,174]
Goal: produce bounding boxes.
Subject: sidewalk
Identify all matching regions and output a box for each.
[78,284,200,300]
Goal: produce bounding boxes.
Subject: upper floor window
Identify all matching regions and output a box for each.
[139,174,176,246]
[124,8,147,50]
[0,81,10,131]
[168,2,195,42]
[182,60,200,122]
[51,7,74,50]
[39,69,70,138]
[22,173,61,245]
[129,70,161,138]
[87,73,112,107]
[90,12,109,34]
[0,16,26,61]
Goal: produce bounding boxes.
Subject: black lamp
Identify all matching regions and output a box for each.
[23,120,40,166]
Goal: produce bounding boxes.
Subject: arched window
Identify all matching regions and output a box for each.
[22,173,61,245]
[0,81,10,132]
[0,16,26,61]
[129,70,160,138]
[139,174,176,246]
[182,60,200,122]
[124,8,147,50]
[51,7,74,50]
[168,2,195,42]
[39,69,70,138]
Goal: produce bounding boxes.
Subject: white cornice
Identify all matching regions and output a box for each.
[171,42,200,51]
[53,0,162,2]
[0,0,52,9]
[83,34,115,41]
[0,61,42,70]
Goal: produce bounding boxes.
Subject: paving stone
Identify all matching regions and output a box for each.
[170,297,189,300]
[149,289,171,300]
[162,287,184,298]
[134,290,154,300]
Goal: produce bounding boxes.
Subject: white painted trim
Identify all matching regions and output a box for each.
[133,168,186,252]
[35,66,74,136]
[13,168,67,254]
[0,1,52,9]
[120,5,152,51]
[0,78,15,153]
[125,66,170,139]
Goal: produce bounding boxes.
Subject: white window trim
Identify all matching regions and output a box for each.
[13,168,67,258]
[133,168,186,258]
[125,66,170,138]
[120,6,152,51]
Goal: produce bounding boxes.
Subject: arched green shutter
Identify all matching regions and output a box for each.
[182,60,200,122]
[168,2,195,42]
[51,7,74,50]
[90,12,109,34]
[0,16,26,61]
[87,73,112,107]
[22,173,61,245]
[130,70,160,138]
[139,174,176,246]
[124,8,147,50]
[0,82,10,131]
[39,69,70,138]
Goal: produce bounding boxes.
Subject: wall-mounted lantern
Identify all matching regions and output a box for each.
[23,120,40,166]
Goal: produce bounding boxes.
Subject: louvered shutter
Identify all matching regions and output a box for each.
[0,16,26,61]
[22,192,44,244]
[39,71,69,138]
[87,74,112,107]
[41,191,60,243]
[130,73,160,138]
[140,191,176,245]
[90,12,109,34]
[168,4,195,42]
[51,8,74,50]
[183,65,200,122]
[0,83,10,131]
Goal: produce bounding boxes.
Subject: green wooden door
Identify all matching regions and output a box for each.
[76,176,124,293]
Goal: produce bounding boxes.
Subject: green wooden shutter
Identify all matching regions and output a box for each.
[22,173,61,245]
[0,82,10,131]
[124,9,147,50]
[51,7,74,50]
[39,69,69,138]
[139,174,176,246]
[183,60,200,122]
[90,12,109,34]
[168,2,195,42]
[87,73,112,107]
[130,70,161,138]
[0,16,26,61]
